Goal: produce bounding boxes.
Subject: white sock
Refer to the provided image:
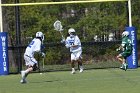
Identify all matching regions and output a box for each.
[72,68,75,71]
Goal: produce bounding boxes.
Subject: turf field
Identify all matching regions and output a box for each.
[0,68,140,93]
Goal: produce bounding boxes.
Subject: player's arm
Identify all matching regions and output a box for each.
[34,41,45,57]
[34,43,41,52]
[116,46,122,51]
[116,43,125,51]
[65,37,71,48]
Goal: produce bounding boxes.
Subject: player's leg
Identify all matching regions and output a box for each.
[116,53,125,69]
[71,60,76,74]
[116,52,128,71]
[21,64,38,83]
[71,53,76,74]
[123,52,131,71]
[76,51,83,73]
[20,55,38,83]
[20,55,29,83]
[123,58,128,71]
[77,59,83,73]
[121,52,131,71]
[20,66,33,83]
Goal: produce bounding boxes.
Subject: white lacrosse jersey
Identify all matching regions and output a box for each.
[24,38,41,57]
[65,35,82,53]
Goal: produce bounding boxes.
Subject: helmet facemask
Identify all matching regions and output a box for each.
[69,32,75,38]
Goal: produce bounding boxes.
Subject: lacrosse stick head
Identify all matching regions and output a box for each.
[53,20,63,32]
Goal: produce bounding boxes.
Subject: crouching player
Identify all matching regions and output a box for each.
[20,31,45,83]
[116,31,132,71]
[65,28,83,74]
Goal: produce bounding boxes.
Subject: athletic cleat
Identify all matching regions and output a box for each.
[20,71,27,83]
[124,64,128,71]
[120,66,124,70]
[20,79,27,84]
[119,64,125,70]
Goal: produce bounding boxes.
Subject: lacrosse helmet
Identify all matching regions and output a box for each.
[68,28,75,37]
[122,31,129,38]
[36,31,44,41]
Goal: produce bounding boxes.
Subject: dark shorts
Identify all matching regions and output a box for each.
[121,51,132,59]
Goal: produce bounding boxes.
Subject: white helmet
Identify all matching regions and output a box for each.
[122,31,129,37]
[68,28,75,34]
[36,31,44,41]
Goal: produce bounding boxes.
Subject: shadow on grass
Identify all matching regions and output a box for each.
[30,79,61,83]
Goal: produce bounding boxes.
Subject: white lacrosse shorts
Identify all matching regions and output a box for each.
[24,54,38,67]
[71,50,82,61]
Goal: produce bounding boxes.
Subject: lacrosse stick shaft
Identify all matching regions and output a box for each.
[42,57,45,68]
[60,31,65,39]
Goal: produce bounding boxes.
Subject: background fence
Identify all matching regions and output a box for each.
[8,40,140,74]
[2,0,140,73]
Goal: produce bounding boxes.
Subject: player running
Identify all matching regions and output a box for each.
[20,31,45,83]
[116,31,132,71]
[65,28,83,74]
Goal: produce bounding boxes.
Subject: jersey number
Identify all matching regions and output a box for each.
[70,42,74,45]
[28,41,35,48]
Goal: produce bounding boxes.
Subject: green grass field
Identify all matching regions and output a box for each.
[0,68,140,93]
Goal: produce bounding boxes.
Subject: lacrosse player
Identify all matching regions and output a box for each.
[20,31,45,83]
[116,31,132,71]
[65,28,83,74]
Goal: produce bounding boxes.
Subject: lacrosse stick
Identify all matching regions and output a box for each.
[53,20,65,43]
[42,56,45,68]
[39,53,45,74]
